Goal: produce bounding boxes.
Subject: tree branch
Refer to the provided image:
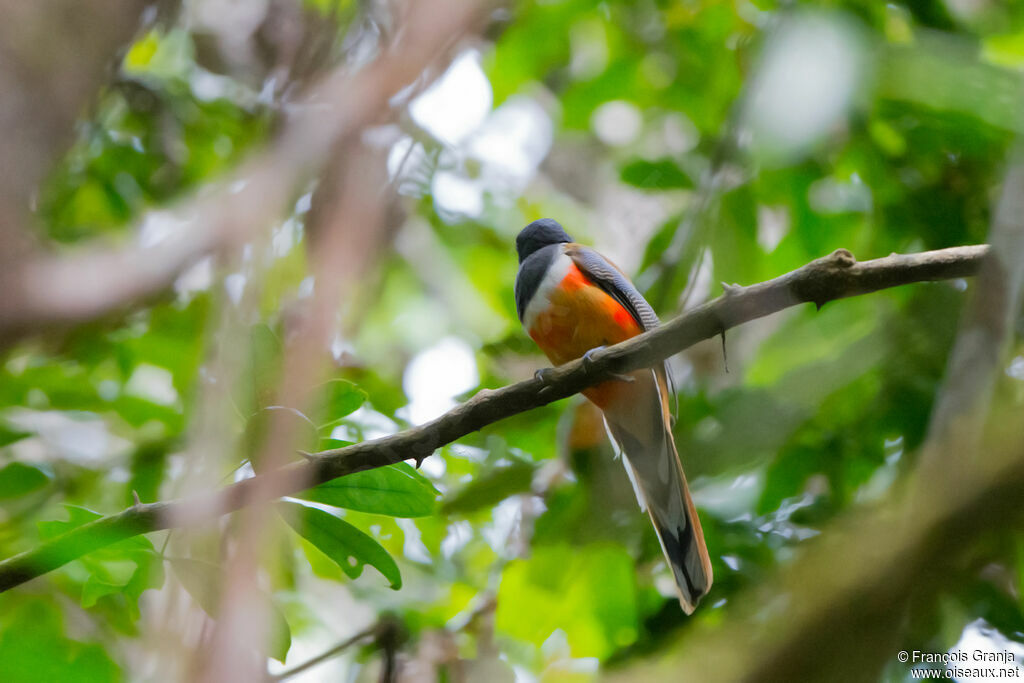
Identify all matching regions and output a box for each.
[0,244,990,592]
[0,0,147,251]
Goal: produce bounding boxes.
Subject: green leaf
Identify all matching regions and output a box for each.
[619,158,693,190]
[267,602,292,663]
[638,210,684,272]
[81,575,130,608]
[0,424,32,448]
[496,544,638,659]
[280,501,402,589]
[110,395,183,431]
[116,554,165,616]
[312,379,367,431]
[0,462,52,500]
[38,505,103,540]
[126,440,169,507]
[169,558,291,662]
[0,602,121,683]
[299,462,439,517]
[711,184,762,286]
[318,437,353,451]
[441,461,535,515]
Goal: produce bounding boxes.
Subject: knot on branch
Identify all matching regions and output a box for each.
[830,248,856,268]
[469,387,495,404]
[790,248,860,309]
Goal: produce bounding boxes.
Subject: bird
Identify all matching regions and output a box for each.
[513,218,712,613]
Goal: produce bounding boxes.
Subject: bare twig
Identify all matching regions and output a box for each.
[273,623,382,681]
[0,243,990,592]
[377,617,402,683]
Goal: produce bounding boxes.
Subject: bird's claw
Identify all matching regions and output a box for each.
[581,346,606,371]
[583,346,634,383]
[534,367,555,396]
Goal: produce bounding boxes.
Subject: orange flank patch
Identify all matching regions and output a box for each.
[527,262,643,410]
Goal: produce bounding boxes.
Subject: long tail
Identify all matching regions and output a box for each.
[598,369,713,614]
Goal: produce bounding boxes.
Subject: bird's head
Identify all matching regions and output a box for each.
[515,218,573,263]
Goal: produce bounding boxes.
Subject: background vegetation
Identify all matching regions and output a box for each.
[0,0,1023,681]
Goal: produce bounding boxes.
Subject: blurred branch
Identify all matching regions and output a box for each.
[918,147,1024,477]
[0,0,147,252]
[0,243,991,592]
[377,616,402,683]
[0,0,486,345]
[609,429,1024,683]
[198,134,393,682]
[187,2,486,678]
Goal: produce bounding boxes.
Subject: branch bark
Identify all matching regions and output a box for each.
[0,244,990,592]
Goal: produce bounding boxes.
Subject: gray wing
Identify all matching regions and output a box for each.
[565,244,660,331]
[567,243,678,423]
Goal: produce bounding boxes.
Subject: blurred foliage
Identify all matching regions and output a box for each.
[2,0,1024,681]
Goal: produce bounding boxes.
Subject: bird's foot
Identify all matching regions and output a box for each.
[583,346,634,383]
[534,367,555,384]
[534,367,556,397]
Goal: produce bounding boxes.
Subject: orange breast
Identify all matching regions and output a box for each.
[528,262,643,409]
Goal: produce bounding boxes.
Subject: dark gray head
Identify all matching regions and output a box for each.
[515,219,572,263]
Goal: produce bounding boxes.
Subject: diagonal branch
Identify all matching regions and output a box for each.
[0,244,991,592]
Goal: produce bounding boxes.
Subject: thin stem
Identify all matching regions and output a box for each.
[273,624,380,681]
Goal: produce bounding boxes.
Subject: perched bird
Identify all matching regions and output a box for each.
[514,218,712,613]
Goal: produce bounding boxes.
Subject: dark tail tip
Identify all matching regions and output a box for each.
[657,518,713,614]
